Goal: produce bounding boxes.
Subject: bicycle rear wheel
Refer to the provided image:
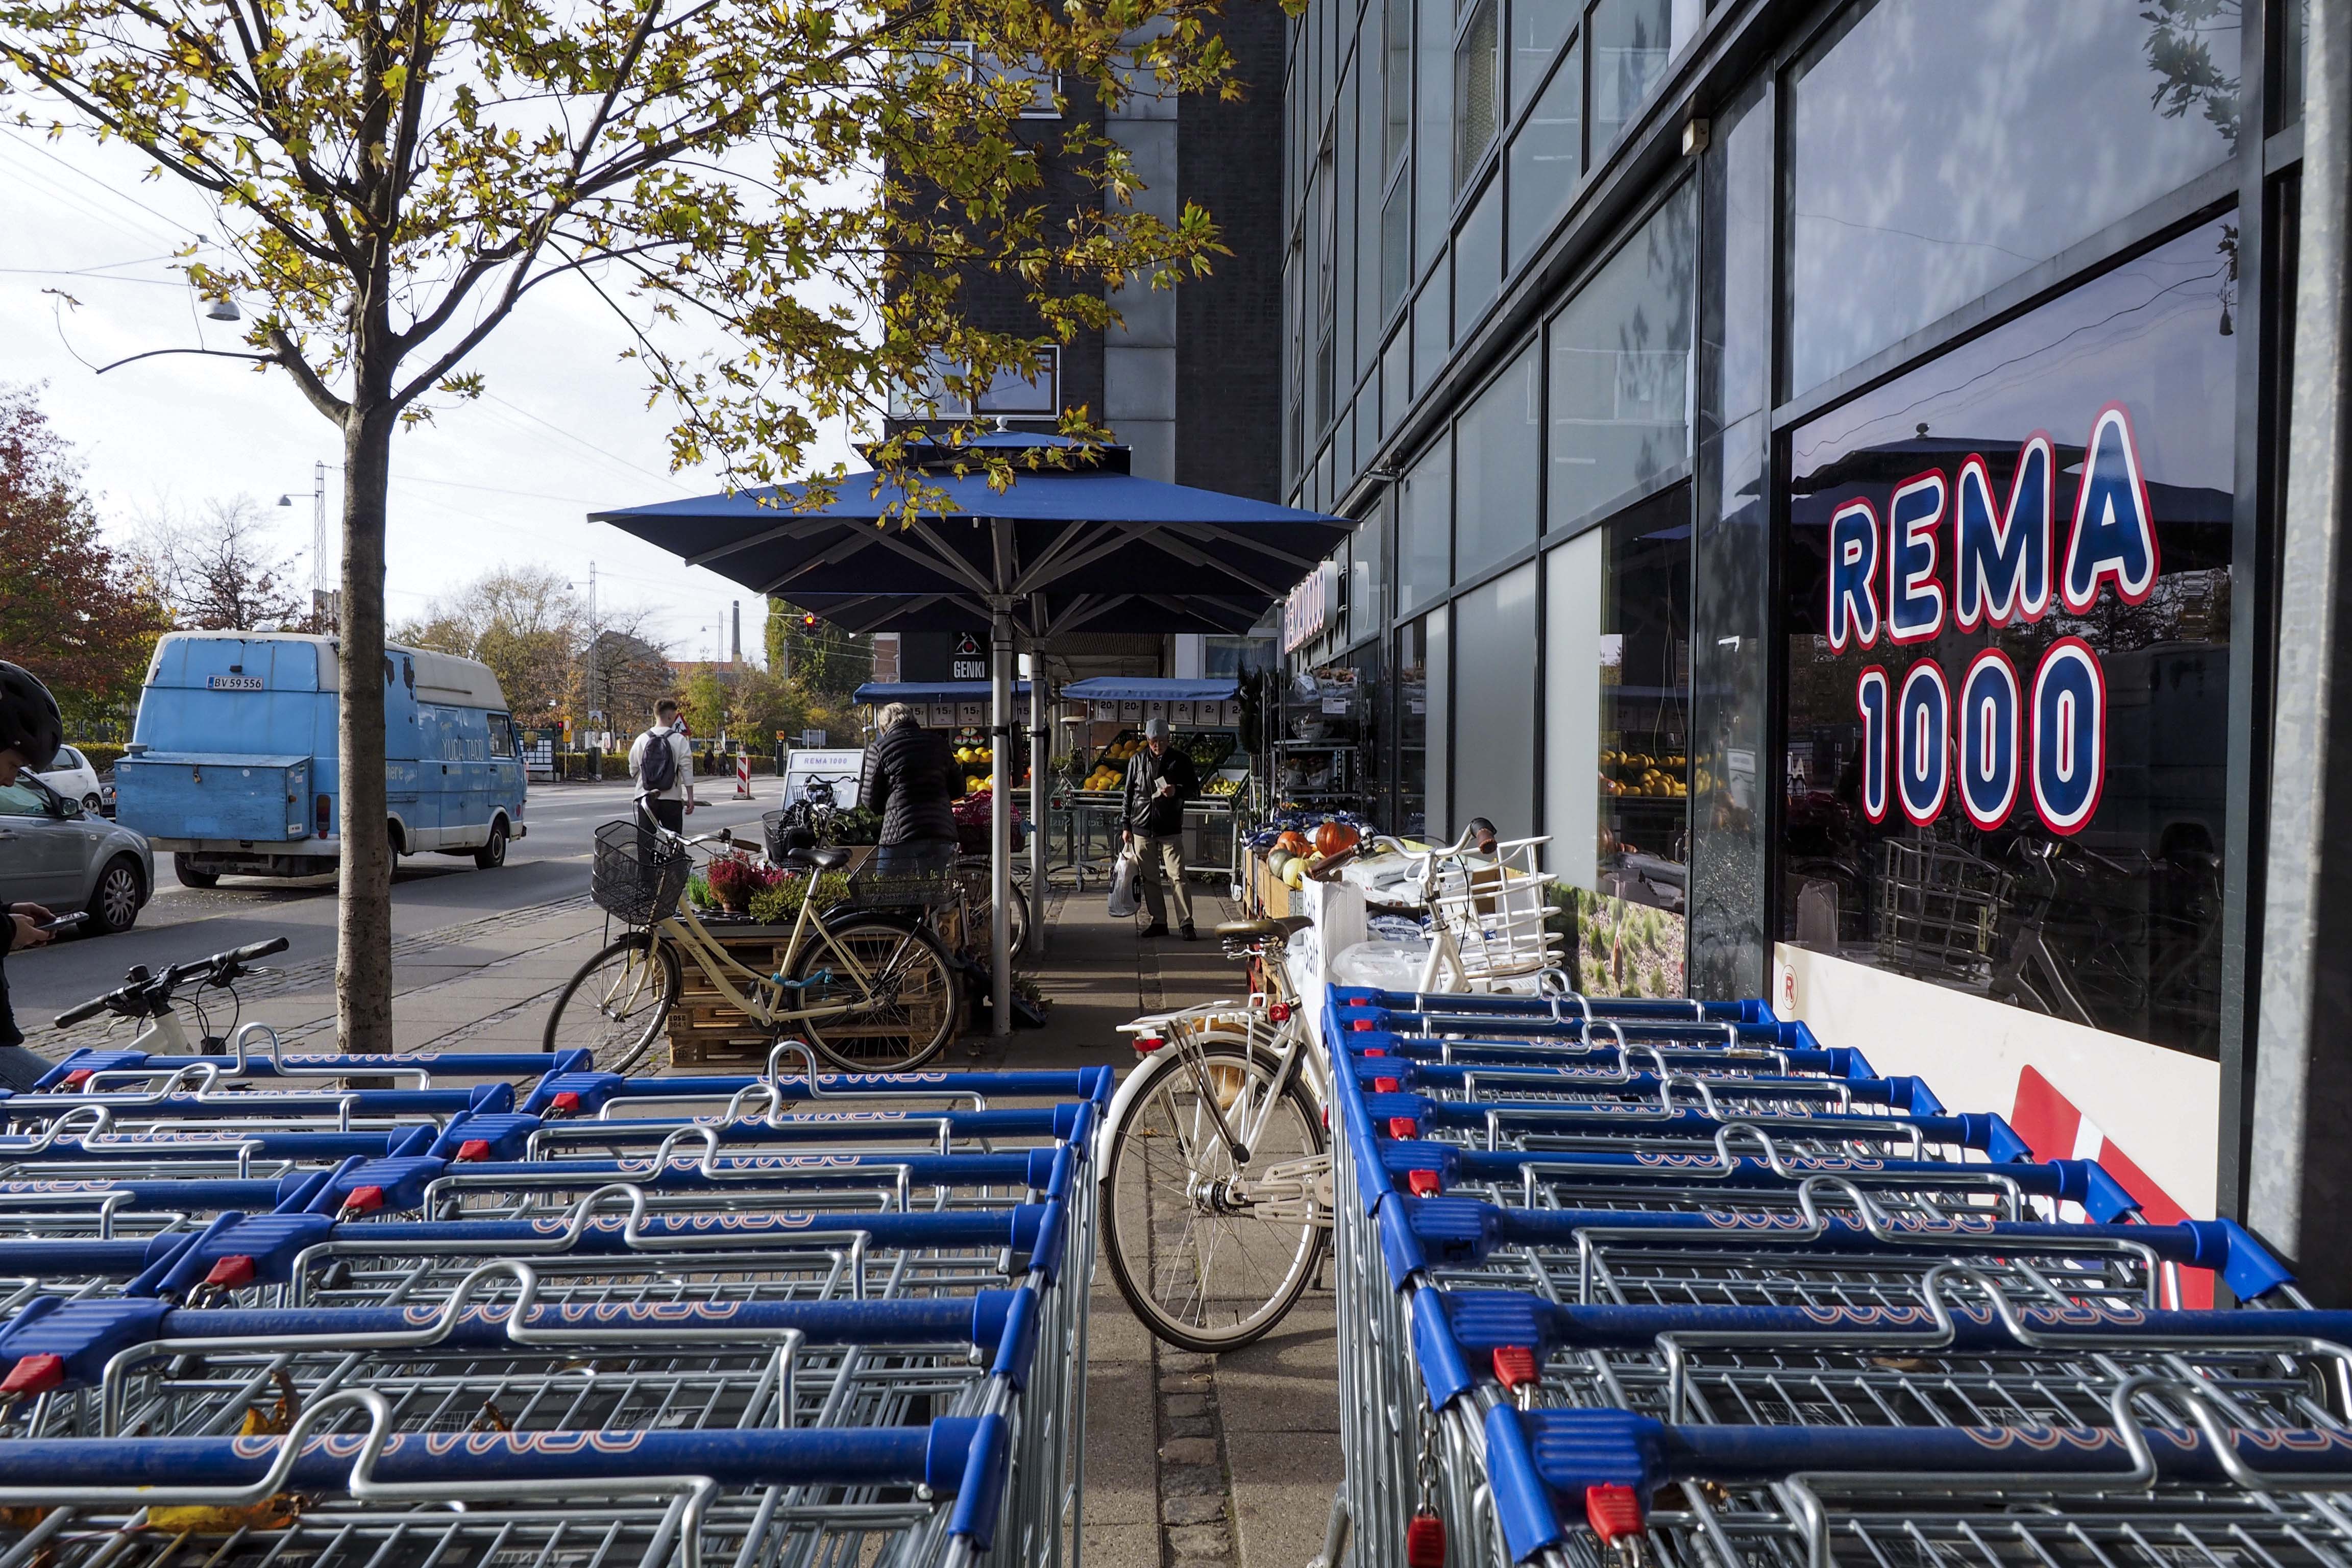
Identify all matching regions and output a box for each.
[952,854,1030,964]
[791,915,960,1071]
[1101,1038,1326,1353]
[543,933,682,1073]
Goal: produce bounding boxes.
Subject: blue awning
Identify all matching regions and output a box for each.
[1060,677,1239,703]
[851,681,1033,705]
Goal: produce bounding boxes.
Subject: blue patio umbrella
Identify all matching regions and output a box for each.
[592,432,1345,1038]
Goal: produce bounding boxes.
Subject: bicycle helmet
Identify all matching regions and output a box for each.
[0,662,63,772]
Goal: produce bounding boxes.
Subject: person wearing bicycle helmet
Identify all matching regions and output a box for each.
[0,660,66,1058]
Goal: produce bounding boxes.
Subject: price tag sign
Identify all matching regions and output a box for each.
[1222,701,1245,726]
[1145,701,1168,723]
[957,701,985,726]
[1169,701,1195,725]
[1118,700,1143,723]
[1321,696,1349,716]
[928,703,954,726]
[1091,701,1117,722]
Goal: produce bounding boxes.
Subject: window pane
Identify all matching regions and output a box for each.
[1589,0,1676,152]
[974,351,1058,414]
[1396,615,1435,837]
[1413,257,1451,396]
[1383,328,1411,433]
[1416,0,1454,266]
[1454,175,1504,329]
[1385,0,1414,170]
[1452,562,1538,839]
[1548,181,1696,531]
[1789,0,2242,395]
[1510,0,1575,114]
[1399,432,1453,614]
[1454,0,1500,191]
[1545,531,1601,886]
[1454,343,1540,580]
[1381,180,1412,316]
[1506,39,1582,270]
[1780,217,2238,1054]
[1428,605,1450,836]
[1597,482,1692,921]
[2278,0,2309,130]
[1352,496,1392,644]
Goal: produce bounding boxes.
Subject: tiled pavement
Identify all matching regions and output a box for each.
[24,869,1343,1568]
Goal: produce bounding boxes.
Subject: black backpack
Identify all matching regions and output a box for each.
[637,726,679,793]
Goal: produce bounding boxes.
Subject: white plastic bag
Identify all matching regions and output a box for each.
[1105,849,1140,918]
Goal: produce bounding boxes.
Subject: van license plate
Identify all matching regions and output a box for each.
[207,675,264,691]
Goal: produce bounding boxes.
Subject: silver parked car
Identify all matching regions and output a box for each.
[0,772,153,934]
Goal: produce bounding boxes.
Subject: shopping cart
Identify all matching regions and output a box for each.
[1313,980,2326,1568]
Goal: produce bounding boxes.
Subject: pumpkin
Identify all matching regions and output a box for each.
[1281,857,1308,889]
[1313,821,1359,857]
[1266,849,1294,877]
[1275,830,1311,855]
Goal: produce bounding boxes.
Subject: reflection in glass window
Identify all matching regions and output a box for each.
[1396,610,1448,837]
[1413,258,1451,397]
[1399,434,1453,614]
[1509,0,1576,115]
[1454,344,1541,582]
[1381,182,1412,316]
[1507,40,1582,270]
[1452,562,1538,840]
[1454,0,1501,192]
[1780,218,2239,1055]
[1454,178,1504,329]
[1545,530,1602,888]
[1595,484,1692,916]
[1589,0,1685,152]
[1547,181,1696,532]
[2278,0,2309,130]
[1790,0,2240,395]
[1384,0,1413,170]
[1416,0,1454,267]
[1351,499,1391,645]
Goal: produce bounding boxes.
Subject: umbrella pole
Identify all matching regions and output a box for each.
[990,606,1015,1043]
[1028,591,1050,958]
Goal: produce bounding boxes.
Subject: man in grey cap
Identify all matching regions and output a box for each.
[1121,718,1200,938]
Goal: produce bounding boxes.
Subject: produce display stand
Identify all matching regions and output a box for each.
[1060,676,1250,881]
[664,849,877,1068]
[1275,665,1364,816]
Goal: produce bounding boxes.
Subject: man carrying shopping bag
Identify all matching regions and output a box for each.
[1121,718,1199,939]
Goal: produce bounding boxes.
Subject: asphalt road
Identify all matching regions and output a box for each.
[8,780,778,1018]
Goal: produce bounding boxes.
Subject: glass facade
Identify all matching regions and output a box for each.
[1781,218,2239,1055]
[1787,0,2240,396]
[1280,0,2295,1128]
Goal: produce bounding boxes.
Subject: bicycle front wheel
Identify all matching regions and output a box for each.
[544,933,682,1073]
[792,915,960,1071]
[1101,1040,1327,1352]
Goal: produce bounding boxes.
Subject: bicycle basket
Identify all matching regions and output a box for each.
[591,820,693,925]
[1876,838,2007,980]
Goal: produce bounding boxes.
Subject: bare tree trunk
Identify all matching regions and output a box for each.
[336,403,397,1053]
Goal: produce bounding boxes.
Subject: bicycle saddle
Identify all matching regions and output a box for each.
[778,845,853,871]
[1213,916,1313,940]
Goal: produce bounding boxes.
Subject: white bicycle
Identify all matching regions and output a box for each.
[1094,914,1335,1352]
[50,936,290,1056]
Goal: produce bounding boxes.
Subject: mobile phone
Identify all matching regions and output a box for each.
[36,912,88,934]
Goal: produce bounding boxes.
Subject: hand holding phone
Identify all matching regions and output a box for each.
[38,912,87,934]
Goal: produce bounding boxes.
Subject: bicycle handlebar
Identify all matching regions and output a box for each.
[53,936,291,1030]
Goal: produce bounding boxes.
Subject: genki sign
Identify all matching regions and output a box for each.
[1825,403,2160,837]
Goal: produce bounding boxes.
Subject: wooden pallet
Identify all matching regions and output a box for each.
[666,923,797,1070]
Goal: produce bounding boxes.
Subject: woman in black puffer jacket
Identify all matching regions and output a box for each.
[858,704,961,874]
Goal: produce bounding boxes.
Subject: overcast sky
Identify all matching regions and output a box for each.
[0,125,863,663]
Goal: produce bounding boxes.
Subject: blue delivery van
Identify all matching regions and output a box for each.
[116,631,528,886]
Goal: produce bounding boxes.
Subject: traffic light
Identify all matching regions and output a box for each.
[801,612,818,629]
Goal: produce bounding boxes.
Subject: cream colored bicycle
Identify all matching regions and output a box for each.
[543,821,960,1073]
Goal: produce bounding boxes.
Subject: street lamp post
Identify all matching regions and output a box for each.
[276,461,333,629]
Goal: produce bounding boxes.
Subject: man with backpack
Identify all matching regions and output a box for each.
[629,698,696,833]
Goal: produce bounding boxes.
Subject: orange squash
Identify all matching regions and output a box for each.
[1275,830,1312,856]
[1313,821,1359,857]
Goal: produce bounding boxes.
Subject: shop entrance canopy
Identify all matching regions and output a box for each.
[1059,676,1241,704]
[590,432,1346,1040]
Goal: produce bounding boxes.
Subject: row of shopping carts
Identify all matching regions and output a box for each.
[0,1031,1107,1568]
[1317,982,2349,1568]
